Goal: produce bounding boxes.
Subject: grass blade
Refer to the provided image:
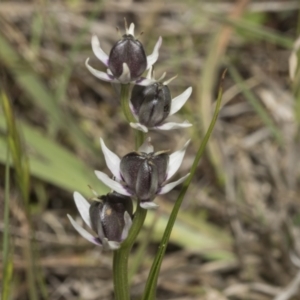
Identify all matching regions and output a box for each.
[1,142,13,300]
[142,72,226,300]
[0,32,100,157]
[0,90,38,300]
[0,116,108,196]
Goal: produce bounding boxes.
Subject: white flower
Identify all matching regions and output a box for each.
[95,138,190,209]
[129,67,193,132]
[67,192,133,250]
[86,22,162,85]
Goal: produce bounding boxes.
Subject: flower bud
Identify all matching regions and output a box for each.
[131,82,172,128]
[120,151,169,202]
[108,34,147,80]
[89,192,133,243]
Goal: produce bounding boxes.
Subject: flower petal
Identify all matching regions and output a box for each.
[121,211,132,241]
[162,75,177,86]
[130,122,148,133]
[155,121,192,131]
[166,140,190,181]
[146,66,153,80]
[157,72,167,82]
[85,58,119,83]
[100,138,121,180]
[140,201,159,209]
[159,173,190,195]
[138,137,154,153]
[127,23,135,36]
[118,63,131,83]
[106,239,121,250]
[73,192,92,228]
[67,214,101,246]
[169,87,193,116]
[134,77,156,86]
[91,35,109,66]
[94,171,131,196]
[96,216,106,241]
[146,36,162,69]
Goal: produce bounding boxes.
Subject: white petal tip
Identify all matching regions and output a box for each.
[86,60,118,83]
[159,173,190,195]
[99,138,121,180]
[118,63,131,83]
[103,238,120,250]
[128,23,135,36]
[130,122,149,133]
[91,35,109,66]
[91,35,99,45]
[121,211,133,240]
[170,87,193,116]
[156,121,193,131]
[67,214,101,246]
[167,142,190,181]
[94,171,131,196]
[146,36,163,69]
[73,192,92,228]
[138,137,154,153]
[140,202,159,209]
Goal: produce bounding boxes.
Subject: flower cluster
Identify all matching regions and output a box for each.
[68,21,192,250]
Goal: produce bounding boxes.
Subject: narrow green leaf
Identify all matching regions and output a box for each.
[0,32,100,157]
[0,116,108,196]
[142,72,226,300]
[0,90,38,300]
[2,142,13,300]
[214,14,294,49]
[1,91,30,204]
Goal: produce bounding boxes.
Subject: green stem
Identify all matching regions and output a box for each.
[141,72,226,300]
[113,84,148,300]
[2,141,11,300]
[120,84,135,123]
[1,91,38,300]
[113,205,147,299]
[120,84,146,148]
[135,131,145,149]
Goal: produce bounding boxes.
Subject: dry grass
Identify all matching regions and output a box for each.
[1,0,300,299]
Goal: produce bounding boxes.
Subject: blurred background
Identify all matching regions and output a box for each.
[1,0,300,299]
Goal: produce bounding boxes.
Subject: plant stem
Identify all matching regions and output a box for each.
[113,84,148,300]
[120,84,135,123]
[120,84,146,148]
[141,72,226,300]
[113,205,147,299]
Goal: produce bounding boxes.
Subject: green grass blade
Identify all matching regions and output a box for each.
[143,210,233,259]
[0,32,100,157]
[0,90,38,300]
[1,91,30,204]
[142,73,226,300]
[0,116,108,196]
[214,14,294,49]
[2,142,13,300]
